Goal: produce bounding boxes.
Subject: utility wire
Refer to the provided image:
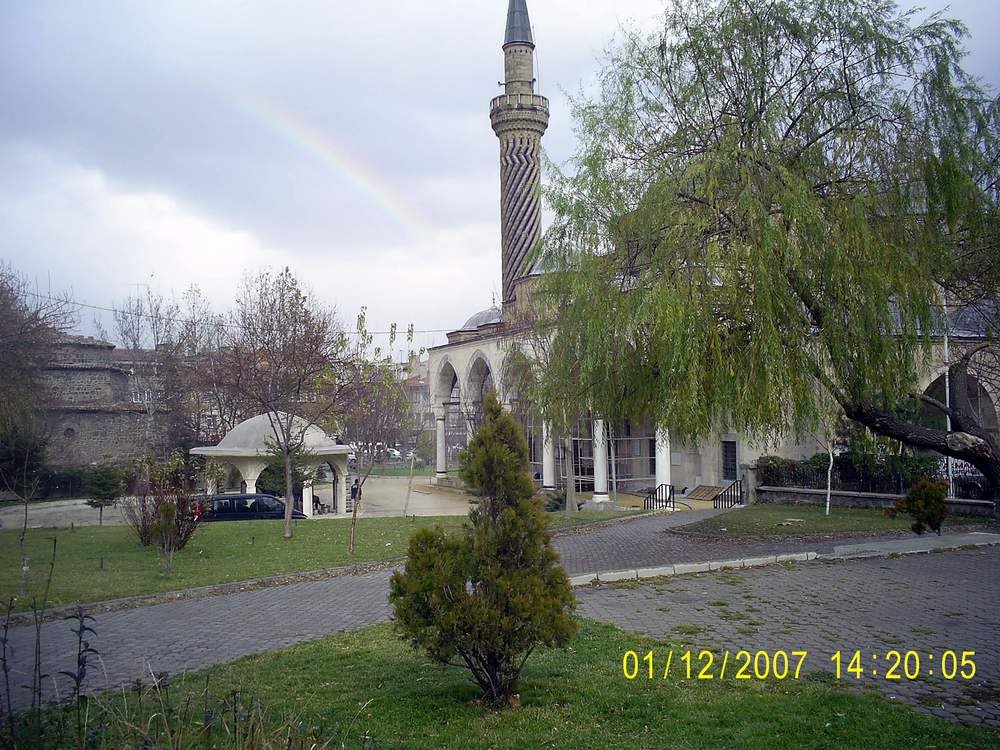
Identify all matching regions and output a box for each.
[23,290,455,337]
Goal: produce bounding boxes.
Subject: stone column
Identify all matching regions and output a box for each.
[336,458,348,515]
[655,426,672,489]
[435,413,447,479]
[743,464,758,505]
[302,481,314,518]
[541,420,556,491]
[591,419,610,503]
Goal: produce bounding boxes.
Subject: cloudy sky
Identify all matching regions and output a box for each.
[1,1,997,355]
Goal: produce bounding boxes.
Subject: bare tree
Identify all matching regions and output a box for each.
[168,285,251,447]
[0,263,75,596]
[110,284,181,447]
[0,262,76,430]
[339,311,411,553]
[216,268,349,539]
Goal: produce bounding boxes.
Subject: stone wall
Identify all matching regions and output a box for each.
[44,409,165,468]
[44,365,130,405]
[38,335,170,469]
[757,485,995,517]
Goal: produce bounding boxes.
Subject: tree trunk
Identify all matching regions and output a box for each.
[99,505,104,526]
[564,437,576,515]
[842,402,1000,502]
[825,443,833,517]
[349,460,375,554]
[283,448,294,540]
[403,453,415,516]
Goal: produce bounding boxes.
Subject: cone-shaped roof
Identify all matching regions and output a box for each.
[504,0,534,46]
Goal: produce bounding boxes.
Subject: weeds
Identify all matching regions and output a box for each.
[0,542,344,749]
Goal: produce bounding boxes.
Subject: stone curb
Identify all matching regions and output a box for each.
[569,539,1000,588]
[816,537,1000,562]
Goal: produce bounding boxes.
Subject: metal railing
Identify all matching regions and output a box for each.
[644,484,675,511]
[490,93,550,112]
[714,479,743,509]
[756,456,992,500]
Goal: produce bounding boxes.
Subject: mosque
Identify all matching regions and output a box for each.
[428,0,997,508]
[426,0,783,505]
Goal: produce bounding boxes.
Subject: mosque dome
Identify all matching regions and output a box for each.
[461,307,502,331]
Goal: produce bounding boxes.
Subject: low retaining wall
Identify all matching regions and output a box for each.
[433,476,467,491]
[756,485,995,517]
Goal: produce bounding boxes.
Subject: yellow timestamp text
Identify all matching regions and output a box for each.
[830,650,977,680]
[622,649,810,681]
[622,649,979,681]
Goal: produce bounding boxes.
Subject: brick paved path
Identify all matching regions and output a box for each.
[2,570,393,712]
[577,547,1000,726]
[2,510,994,723]
[552,511,883,573]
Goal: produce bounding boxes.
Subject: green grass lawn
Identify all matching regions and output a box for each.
[365,463,435,477]
[53,619,998,749]
[684,502,998,537]
[1,510,638,611]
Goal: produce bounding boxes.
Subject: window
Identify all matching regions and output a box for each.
[258,496,282,512]
[721,440,738,482]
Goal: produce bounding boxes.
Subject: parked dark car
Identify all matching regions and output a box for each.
[193,493,306,522]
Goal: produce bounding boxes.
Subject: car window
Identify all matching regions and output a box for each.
[258,496,282,512]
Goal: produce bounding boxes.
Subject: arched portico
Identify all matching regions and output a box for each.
[434,358,463,479]
[464,350,497,431]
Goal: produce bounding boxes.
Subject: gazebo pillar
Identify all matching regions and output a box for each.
[302,481,314,518]
[231,458,268,495]
[335,456,348,515]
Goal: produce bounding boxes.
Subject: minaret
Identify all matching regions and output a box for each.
[490,0,549,305]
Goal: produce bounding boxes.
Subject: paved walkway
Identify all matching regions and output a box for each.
[553,510,900,573]
[2,509,997,725]
[3,570,394,710]
[578,547,1000,726]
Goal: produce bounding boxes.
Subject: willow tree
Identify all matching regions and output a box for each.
[538,0,1000,496]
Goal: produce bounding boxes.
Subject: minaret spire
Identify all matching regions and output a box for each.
[491,0,549,305]
[504,0,534,47]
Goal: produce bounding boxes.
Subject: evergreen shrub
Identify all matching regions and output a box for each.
[389,392,576,707]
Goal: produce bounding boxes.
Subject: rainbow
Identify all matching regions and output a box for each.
[234,94,431,238]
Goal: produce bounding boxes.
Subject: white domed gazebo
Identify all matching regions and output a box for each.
[191,412,352,517]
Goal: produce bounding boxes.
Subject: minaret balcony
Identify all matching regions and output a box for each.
[489,93,550,116]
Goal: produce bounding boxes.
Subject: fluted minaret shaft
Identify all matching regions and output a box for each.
[491,0,548,304]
